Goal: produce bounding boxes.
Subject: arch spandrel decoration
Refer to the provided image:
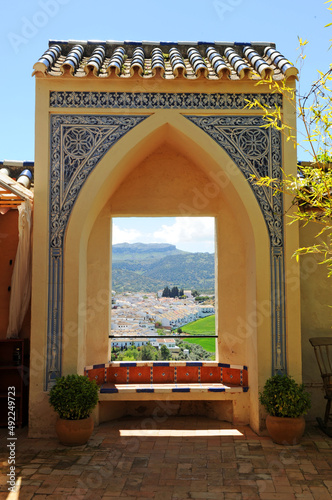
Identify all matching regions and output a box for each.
[186,116,283,247]
[47,114,149,388]
[186,115,285,374]
[46,92,286,390]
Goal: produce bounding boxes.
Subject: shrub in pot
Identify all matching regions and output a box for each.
[259,374,311,445]
[49,374,99,446]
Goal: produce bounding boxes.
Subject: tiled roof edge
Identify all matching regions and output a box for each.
[0,161,34,183]
[47,40,277,58]
[0,160,34,167]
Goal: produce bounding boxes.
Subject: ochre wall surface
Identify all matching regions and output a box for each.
[29,73,302,437]
[300,221,332,421]
[0,210,18,338]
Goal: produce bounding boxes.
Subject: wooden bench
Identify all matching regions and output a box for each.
[85,361,249,424]
[84,361,248,399]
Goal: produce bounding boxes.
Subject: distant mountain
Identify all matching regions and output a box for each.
[113,242,186,262]
[112,243,214,293]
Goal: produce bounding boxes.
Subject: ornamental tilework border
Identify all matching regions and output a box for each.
[46,114,148,388]
[49,91,282,110]
[46,106,286,389]
[186,115,286,374]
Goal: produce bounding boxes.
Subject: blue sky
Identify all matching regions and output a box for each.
[1,0,330,252]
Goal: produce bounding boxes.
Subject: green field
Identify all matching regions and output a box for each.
[181,315,216,353]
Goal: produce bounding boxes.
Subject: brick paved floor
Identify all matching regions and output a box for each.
[1,416,332,500]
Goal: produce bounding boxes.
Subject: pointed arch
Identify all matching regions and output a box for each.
[54,112,275,431]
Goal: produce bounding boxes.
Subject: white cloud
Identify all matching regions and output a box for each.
[112,224,142,244]
[153,217,215,253]
[112,217,215,253]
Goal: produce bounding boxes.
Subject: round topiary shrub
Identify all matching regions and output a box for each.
[49,374,99,420]
[259,374,311,418]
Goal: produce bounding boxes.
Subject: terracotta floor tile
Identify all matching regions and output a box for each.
[1,418,331,500]
[309,486,332,499]
[259,494,296,500]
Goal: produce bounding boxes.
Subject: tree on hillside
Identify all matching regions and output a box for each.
[162,285,183,297]
[195,295,210,302]
[160,344,172,360]
[140,343,158,361]
[117,346,140,361]
[246,17,332,278]
[177,341,213,361]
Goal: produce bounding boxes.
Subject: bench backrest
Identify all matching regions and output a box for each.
[85,361,248,387]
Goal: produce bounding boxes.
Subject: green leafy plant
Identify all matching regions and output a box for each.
[49,374,99,420]
[245,8,332,278]
[259,374,311,418]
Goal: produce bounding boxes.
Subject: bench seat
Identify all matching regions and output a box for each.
[85,361,249,399]
[100,382,247,394]
[85,361,250,423]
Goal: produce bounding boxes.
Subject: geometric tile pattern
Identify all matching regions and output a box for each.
[46,114,148,389]
[84,361,249,394]
[185,115,283,247]
[186,115,286,376]
[49,91,283,110]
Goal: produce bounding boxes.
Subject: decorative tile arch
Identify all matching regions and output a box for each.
[46,93,286,389]
[186,115,285,375]
[47,114,149,388]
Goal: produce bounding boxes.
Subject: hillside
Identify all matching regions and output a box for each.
[112,243,215,293]
[113,242,186,262]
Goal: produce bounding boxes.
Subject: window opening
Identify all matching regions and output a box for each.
[110,217,216,362]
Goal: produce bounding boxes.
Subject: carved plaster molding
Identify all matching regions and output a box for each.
[49,91,282,110]
[186,115,286,374]
[46,114,148,388]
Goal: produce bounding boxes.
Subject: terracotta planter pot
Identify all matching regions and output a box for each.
[266,414,306,445]
[55,416,94,446]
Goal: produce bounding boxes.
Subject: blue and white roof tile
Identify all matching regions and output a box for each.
[0,161,34,211]
[33,41,298,80]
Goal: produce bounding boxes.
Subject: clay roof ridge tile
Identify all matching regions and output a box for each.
[169,47,187,78]
[107,47,126,77]
[263,46,298,78]
[151,47,166,77]
[130,46,145,77]
[85,45,106,76]
[224,47,252,79]
[60,44,84,75]
[187,47,209,78]
[206,46,230,79]
[33,41,297,80]
[243,46,272,79]
[32,44,61,75]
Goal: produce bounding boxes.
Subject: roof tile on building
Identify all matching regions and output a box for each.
[32,41,298,80]
[0,161,34,212]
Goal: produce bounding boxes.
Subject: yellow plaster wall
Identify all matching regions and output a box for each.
[282,85,303,385]
[29,74,303,436]
[29,79,53,436]
[299,221,332,420]
[67,116,273,433]
[85,208,111,369]
[109,142,221,216]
